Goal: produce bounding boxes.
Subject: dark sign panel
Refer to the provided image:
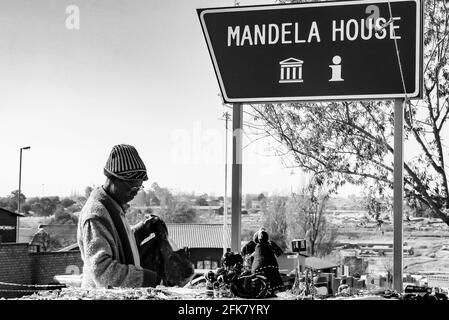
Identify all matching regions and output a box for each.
[198,0,423,103]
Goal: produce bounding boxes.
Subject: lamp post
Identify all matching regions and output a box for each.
[17,146,31,242]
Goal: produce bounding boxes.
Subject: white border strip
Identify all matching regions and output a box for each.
[199,0,422,103]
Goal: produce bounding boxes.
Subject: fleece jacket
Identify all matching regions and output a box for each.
[77,187,158,288]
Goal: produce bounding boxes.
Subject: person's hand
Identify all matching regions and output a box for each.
[134,214,168,244]
[144,214,168,239]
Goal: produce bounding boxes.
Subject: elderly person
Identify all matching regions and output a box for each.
[77,144,162,288]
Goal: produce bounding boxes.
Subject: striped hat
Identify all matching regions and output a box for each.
[104,144,148,181]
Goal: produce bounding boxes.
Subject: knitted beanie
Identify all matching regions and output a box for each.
[104,144,148,181]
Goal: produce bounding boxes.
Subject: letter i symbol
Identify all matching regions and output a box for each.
[329,55,344,82]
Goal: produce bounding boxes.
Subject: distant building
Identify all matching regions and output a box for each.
[0,207,23,243]
[207,199,221,207]
[278,253,338,274]
[191,206,222,215]
[251,200,261,209]
[167,223,231,269]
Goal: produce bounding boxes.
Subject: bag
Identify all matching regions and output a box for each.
[138,218,194,287]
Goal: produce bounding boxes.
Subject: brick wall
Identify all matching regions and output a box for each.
[0,243,34,285]
[32,251,83,285]
[0,243,82,287]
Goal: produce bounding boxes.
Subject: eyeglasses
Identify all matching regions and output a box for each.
[121,180,144,192]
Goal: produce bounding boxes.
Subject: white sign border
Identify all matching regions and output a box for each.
[199,0,422,103]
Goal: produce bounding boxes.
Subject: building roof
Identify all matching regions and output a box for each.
[305,256,338,270]
[0,207,24,217]
[59,223,232,251]
[167,223,231,249]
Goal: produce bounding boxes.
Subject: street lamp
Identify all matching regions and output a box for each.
[17,146,31,242]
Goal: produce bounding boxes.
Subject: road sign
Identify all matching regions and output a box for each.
[198,0,423,103]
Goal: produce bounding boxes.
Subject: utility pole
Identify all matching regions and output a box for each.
[17,146,31,242]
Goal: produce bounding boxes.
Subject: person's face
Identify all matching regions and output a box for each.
[112,178,144,204]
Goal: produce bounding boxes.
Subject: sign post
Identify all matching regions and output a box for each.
[393,98,404,292]
[231,103,243,252]
[198,0,423,290]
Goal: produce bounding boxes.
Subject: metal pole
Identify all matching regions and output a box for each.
[17,146,30,243]
[17,148,23,243]
[223,112,230,254]
[393,98,404,292]
[231,103,243,252]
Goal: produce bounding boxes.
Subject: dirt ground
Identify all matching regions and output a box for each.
[334,224,449,275]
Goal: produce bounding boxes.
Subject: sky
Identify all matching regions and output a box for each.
[0,0,318,198]
[0,0,434,199]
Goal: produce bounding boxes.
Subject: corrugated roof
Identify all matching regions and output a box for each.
[0,207,24,217]
[167,223,231,249]
[59,223,233,251]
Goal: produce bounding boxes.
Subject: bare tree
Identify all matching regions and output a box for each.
[293,181,337,256]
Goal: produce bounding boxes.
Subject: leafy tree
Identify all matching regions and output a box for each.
[146,183,197,223]
[28,196,60,216]
[257,193,266,201]
[162,202,197,223]
[364,187,392,222]
[248,0,449,225]
[66,203,83,215]
[195,197,208,206]
[73,195,85,205]
[20,203,32,215]
[145,189,160,206]
[1,190,27,212]
[0,197,14,212]
[151,182,174,209]
[51,205,78,224]
[61,198,76,208]
[150,196,161,206]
